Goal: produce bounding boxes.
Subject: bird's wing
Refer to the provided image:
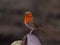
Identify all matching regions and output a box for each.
[33,21,45,33]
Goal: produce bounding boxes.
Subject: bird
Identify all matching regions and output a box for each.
[24,11,45,34]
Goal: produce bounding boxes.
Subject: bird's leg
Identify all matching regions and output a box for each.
[29,28,34,34]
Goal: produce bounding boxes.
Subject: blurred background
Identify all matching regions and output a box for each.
[0,0,60,45]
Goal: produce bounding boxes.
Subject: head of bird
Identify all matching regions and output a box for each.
[24,11,33,25]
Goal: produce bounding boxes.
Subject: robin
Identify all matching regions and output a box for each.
[24,11,45,34]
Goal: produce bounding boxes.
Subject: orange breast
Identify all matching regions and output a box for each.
[24,12,33,24]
